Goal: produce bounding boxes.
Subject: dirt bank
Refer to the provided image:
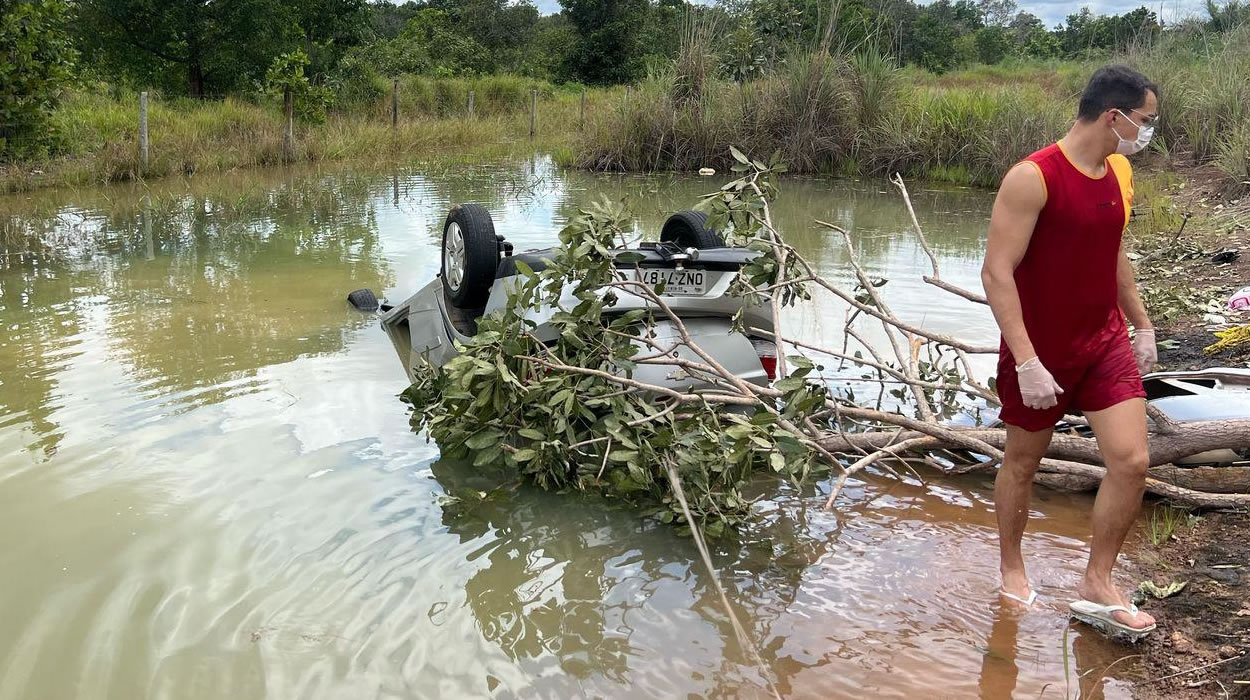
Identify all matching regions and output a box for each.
[1129,171,1249,698]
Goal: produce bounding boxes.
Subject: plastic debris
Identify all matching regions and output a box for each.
[1204,325,1250,355]
[1211,249,1240,265]
[1229,286,1250,311]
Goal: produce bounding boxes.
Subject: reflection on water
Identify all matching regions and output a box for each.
[0,158,1143,698]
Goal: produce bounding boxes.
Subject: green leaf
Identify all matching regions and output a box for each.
[518,428,546,441]
[511,449,538,462]
[769,452,786,472]
[774,377,805,393]
[466,429,502,450]
[609,450,639,463]
[1138,580,1187,599]
[614,251,646,264]
[729,145,750,165]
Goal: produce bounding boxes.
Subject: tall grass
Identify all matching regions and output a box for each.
[576,24,1250,188]
[0,80,599,193]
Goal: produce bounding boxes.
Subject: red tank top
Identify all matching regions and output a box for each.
[1004,143,1132,369]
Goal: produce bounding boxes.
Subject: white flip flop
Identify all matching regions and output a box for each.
[1000,584,1037,607]
[1069,600,1156,643]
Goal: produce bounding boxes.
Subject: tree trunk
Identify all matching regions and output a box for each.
[188,62,205,99]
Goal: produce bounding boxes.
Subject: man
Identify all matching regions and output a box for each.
[981,65,1160,638]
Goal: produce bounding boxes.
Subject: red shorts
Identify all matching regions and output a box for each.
[997,329,1147,432]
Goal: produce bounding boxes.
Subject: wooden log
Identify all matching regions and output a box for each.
[1147,465,1250,494]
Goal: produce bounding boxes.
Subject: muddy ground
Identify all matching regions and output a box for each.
[1128,171,1249,699]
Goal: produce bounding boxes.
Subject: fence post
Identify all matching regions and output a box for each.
[529,89,537,139]
[579,87,586,130]
[283,87,294,162]
[138,91,149,175]
[392,79,398,129]
[468,90,475,118]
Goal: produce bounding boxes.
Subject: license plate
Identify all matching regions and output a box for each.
[637,269,706,296]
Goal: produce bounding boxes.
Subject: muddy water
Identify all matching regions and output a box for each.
[0,157,1144,699]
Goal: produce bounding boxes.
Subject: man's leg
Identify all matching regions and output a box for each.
[996,424,1054,601]
[1078,397,1154,629]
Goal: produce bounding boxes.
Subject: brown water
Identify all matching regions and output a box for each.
[0,157,1145,699]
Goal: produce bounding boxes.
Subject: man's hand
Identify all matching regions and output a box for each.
[1016,357,1065,410]
[1132,328,1157,375]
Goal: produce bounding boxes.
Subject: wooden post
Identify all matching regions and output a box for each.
[625,85,631,106]
[579,87,586,130]
[529,89,536,139]
[283,87,294,162]
[468,90,475,118]
[392,79,398,128]
[138,91,149,175]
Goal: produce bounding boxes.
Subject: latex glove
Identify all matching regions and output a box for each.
[1132,328,1158,375]
[1015,356,1064,410]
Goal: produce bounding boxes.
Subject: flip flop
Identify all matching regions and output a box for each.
[1000,584,1037,607]
[1069,600,1156,643]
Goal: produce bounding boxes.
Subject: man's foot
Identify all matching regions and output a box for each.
[1000,567,1035,607]
[1075,580,1155,629]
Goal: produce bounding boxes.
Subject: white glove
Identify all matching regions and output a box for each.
[1132,328,1158,375]
[1016,356,1064,410]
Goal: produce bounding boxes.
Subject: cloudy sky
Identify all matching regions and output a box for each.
[529,0,1214,29]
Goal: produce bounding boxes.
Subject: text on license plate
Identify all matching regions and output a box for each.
[638,269,706,296]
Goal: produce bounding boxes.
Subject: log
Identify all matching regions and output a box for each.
[817,420,1250,470]
[1147,465,1250,494]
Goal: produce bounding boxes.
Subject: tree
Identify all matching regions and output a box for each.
[73,0,299,96]
[560,0,650,85]
[440,0,541,74]
[0,0,76,159]
[976,0,1016,27]
[973,25,1010,64]
[285,0,369,79]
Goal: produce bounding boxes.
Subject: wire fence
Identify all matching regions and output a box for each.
[1,83,612,172]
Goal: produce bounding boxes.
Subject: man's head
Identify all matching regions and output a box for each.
[1077,65,1160,155]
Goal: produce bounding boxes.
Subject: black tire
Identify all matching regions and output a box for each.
[347,288,379,312]
[442,203,500,308]
[660,210,725,249]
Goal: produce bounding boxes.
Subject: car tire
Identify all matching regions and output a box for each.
[660,210,725,249]
[347,288,379,311]
[442,203,500,308]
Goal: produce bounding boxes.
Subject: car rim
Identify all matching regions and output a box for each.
[444,222,465,291]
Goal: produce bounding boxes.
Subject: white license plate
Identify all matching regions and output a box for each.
[637,269,706,296]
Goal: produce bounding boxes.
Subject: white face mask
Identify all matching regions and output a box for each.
[1114,109,1155,155]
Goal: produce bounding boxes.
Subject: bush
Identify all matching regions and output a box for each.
[0,0,76,159]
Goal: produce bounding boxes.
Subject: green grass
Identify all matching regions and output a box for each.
[575,25,1250,189]
[0,78,604,193]
[1145,502,1195,546]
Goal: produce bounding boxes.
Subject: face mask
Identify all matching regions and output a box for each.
[1114,109,1154,155]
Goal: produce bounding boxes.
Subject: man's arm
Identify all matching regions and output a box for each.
[981,162,1047,362]
[1116,244,1152,330]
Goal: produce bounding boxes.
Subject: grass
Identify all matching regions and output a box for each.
[5,26,1248,193]
[0,78,610,194]
[1146,502,1196,546]
[575,25,1250,189]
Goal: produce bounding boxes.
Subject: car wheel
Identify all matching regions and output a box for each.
[346,288,379,311]
[442,203,500,308]
[660,210,725,249]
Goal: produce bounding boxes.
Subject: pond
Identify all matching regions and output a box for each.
[0,157,1144,698]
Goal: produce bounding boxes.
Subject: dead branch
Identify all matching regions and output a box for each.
[889,173,989,306]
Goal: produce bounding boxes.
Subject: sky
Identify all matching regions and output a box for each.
[529,0,1215,29]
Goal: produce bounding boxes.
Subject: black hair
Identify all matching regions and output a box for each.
[1076,65,1159,122]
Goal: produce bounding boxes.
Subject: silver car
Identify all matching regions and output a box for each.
[371,204,779,392]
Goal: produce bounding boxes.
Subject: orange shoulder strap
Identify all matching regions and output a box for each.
[1107,154,1133,229]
